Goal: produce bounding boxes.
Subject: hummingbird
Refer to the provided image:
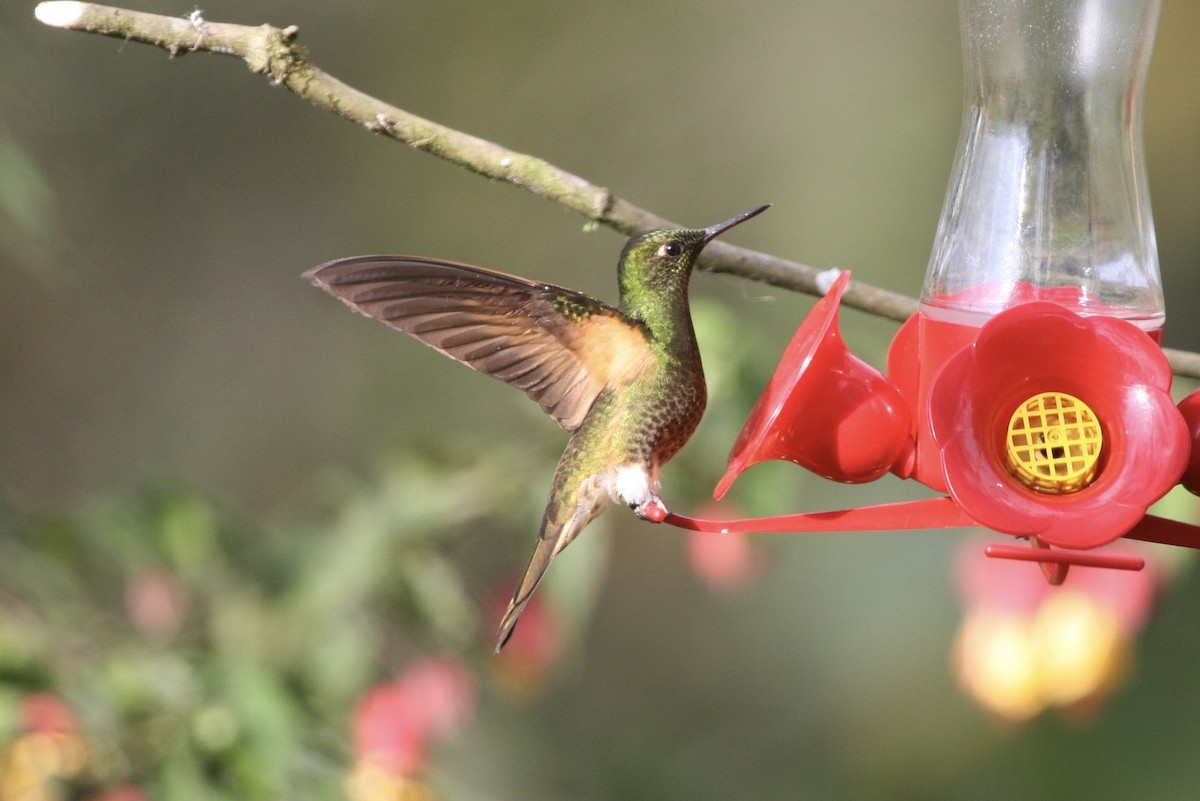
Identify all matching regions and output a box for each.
[304,204,769,649]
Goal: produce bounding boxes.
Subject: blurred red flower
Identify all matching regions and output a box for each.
[351,655,475,778]
[686,529,768,590]
[488,589,563,700]
[684,503,769,590]
[86,786,150,801]
[388,656,475,743]
[20,692,77,735]
[2,693,87,801]
[353,683,429,777]
[124,570,188,640]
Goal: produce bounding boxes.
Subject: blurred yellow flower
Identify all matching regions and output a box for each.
[952,539,1155,721]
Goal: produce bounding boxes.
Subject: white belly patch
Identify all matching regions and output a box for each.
[607,464,658,507]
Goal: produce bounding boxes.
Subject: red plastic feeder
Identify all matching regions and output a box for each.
[651,0,1200,582]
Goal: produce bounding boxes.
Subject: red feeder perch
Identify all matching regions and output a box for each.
[652,0,1200,582]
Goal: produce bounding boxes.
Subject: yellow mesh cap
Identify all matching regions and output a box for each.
[1005,392,1102,494]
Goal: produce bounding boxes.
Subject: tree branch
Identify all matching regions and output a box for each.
[35,2,1200,379]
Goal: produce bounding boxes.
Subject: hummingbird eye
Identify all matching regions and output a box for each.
[659,241,684,258]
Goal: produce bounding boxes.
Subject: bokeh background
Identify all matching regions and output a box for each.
[2,0,1199,798]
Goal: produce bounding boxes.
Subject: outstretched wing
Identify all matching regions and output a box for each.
[305,255,653,431]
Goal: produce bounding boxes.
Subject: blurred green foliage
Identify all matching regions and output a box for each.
[0,447,561,798]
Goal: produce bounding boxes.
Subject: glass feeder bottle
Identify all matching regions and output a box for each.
[921,0,1163,333]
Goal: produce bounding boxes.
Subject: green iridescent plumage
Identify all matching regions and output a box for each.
[305,205,768,649]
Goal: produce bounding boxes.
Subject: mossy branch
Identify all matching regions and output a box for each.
[34,2,1200,378]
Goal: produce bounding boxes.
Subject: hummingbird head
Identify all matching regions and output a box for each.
[617,205,770,303]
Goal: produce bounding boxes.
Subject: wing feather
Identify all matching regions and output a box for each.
[305,255,653,431]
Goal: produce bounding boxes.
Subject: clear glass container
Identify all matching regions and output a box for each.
[922,0,1163,332]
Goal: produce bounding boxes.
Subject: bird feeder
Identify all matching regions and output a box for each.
[652,0,1200,581]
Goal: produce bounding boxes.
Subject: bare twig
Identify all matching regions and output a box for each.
[34,2,1200,378]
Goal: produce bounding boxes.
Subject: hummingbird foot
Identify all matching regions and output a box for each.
[633,496,670,523]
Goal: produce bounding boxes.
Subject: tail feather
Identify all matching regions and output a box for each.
[495,534,557,652]
[495,473,610,652]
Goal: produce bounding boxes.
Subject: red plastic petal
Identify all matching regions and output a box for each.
[928,303,1186,546]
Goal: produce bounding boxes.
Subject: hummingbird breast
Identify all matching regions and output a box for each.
[625,348,707,468]
[557,321,706,512]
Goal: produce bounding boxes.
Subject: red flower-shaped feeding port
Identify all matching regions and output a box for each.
[927,302,1189,550]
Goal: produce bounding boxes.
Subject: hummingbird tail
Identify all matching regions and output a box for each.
[496,534,557,652]
[495,467,609,652]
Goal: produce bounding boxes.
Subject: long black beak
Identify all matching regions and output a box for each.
[703,204,770,244]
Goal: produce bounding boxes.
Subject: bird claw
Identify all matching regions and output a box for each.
[634,497,670,523]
